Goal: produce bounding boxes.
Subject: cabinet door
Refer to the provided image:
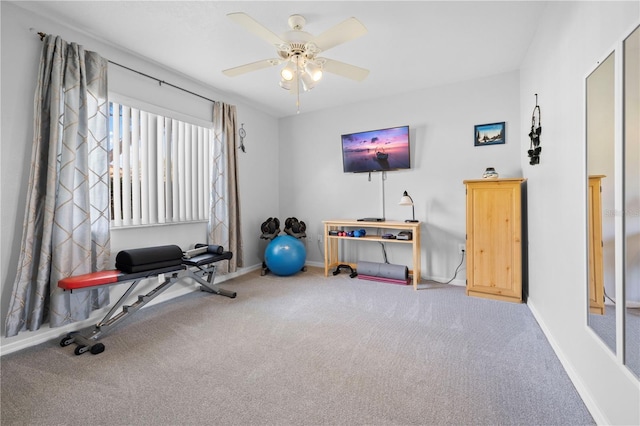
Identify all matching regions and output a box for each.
[588,176,605,314]
[466,180,522,302]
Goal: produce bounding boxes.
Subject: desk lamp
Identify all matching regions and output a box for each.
[399,191,419,223]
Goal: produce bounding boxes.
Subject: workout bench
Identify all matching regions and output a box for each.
[58,244,235,355]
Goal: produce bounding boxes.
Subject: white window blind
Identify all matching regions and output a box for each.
[109,102,212,227]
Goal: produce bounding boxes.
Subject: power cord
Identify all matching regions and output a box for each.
[316,237,324,259]
[600,289,640,310]
[378,242,465,284]
[604,288,616,305]
[431,250,465,285]
[378,242,389,264]
[379,241,465,285]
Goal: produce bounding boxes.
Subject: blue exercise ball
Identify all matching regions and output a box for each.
[265,235,306,276]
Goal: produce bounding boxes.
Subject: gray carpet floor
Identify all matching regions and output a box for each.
[1,267,594,425]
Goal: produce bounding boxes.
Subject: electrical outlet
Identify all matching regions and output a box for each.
[317,234,323,243]
[458,244,466,255]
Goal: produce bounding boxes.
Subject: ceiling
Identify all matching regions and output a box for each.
[14,1,548,118]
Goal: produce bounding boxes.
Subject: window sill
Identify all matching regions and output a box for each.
[110,220,208,231]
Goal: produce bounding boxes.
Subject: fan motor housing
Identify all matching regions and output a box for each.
[288,14,306,30]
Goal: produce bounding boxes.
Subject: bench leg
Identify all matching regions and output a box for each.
[189,264,237,298]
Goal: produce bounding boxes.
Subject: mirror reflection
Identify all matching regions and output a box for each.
[586,51,616,353]
[624,25,639,378]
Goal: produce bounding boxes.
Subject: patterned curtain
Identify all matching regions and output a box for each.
[5,35,110,337]
[209,102,243,273]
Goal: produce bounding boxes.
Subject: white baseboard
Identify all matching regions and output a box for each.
[425,276,465,286]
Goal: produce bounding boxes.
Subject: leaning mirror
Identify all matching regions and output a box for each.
[624,25,639,377]
[586,51,616,353]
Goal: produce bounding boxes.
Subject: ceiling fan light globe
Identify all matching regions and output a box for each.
[279,79,293,90]
[304,61,323,81]
[280,63,295,81]
[300,73,317,91]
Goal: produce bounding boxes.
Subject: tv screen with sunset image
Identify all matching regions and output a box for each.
[341,125,411,173]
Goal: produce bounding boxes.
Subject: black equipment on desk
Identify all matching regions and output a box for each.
[357,217,385,222]
[396,231,413,240]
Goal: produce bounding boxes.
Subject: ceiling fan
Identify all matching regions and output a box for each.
[222,12,370,95]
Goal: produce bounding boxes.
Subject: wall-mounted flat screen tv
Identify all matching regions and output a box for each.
[341,125,411,173]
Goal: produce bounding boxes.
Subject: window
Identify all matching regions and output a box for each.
[108,101,212,227]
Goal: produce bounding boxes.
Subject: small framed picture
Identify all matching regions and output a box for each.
[474,122,505,146]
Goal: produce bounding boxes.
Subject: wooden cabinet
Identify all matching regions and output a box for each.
[588,175,605,315]
[464,178,526,303]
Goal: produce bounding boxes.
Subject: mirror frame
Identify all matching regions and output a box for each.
[585,22,640,378]
[623,24,640,377]
[586,50,617,354]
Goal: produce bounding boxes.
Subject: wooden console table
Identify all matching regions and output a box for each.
[323,220,421,289]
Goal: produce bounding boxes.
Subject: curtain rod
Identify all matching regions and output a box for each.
[33,30,217,104]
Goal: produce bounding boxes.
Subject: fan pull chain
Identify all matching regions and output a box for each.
[296,56,301,114]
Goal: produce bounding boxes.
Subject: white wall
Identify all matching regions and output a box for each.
[519,2,639,425]
[280,71,522,283]
[0,2,279,352]
[2,1,639,424]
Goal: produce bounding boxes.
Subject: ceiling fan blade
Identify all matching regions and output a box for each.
[227,12,284,46]
[223,59,280,77]
[322,58,369,82]
[312,17,367,52]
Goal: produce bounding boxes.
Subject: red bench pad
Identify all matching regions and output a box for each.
[58,263,186,290]
[58,270,123,290]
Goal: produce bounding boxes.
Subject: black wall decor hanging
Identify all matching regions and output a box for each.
[528,94,542,165]
[238,123,247,153]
